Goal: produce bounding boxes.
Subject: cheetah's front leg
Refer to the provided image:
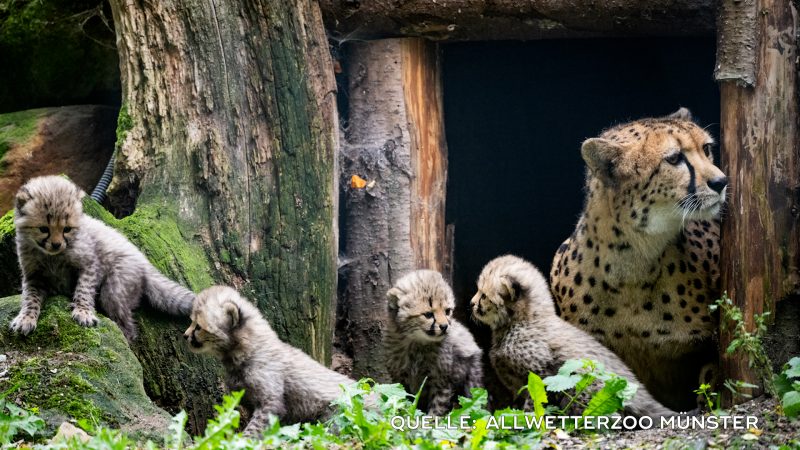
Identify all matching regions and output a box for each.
[71,261,100,327]
[10,279,47,335]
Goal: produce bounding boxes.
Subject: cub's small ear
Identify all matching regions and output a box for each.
[581,138,624,185]
[499,276,523,303]
[14,187,31,214]
[77,189,86,200]
[666,107,693,121]
[386,287,405,311]
[223,301,240,328]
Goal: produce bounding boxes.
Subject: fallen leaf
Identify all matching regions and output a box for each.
[351,175,368,189]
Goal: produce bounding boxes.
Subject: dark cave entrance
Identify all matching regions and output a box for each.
[442,37,721,317]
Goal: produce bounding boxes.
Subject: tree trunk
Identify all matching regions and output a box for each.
[339,38,448,381]
[320,0,716,41]
[717,0,800,402]
[108,0,338,431]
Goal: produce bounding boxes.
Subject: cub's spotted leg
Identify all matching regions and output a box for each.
[10,281,47,335]
[243,377,287,437]
[427,383,455,416]
[71,262,100,328]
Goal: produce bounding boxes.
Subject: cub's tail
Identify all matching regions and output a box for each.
[143,269,195,316]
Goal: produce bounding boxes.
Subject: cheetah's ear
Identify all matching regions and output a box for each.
[223,301,240,328]
[499,276,523,303]
[14,187,31,215]
[581,138,624,185]
[666,107,693,121]
[386,287,405,311]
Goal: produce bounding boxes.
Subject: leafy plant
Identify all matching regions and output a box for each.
[710,292,775,396]
[4,360,641,449]
[0,397,44,445]
[535,358,637,428]
[774,357,800,418]
[694,382,720,413]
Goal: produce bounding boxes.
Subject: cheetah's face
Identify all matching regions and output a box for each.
[14,176,84,256]
[470,275,524,329]
[387,270,454,342]
[582,109,727,233]
[184,287,241,357]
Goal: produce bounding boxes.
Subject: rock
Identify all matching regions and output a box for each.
[0,210,15,297]
[0,105,118,215]
[50,422,90,444]
[0,295,172,440]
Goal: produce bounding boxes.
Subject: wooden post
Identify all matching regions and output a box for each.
[339,38,448,380]
[717,0,800,402]
[109,0,338,430]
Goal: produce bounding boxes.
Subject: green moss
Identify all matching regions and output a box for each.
[0,210,19,297]
[115,104,133,150]
[0,295,171,438]
[0,108,46,163]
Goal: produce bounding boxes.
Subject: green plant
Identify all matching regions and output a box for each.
[536,358,637,428]
[774,356,800,418]
[0,397,44,445]
[710,292,775,396]
[694,382,720,413]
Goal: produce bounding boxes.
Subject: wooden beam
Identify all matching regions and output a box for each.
[717,0,800,403]
[339,38,449,380]
[321,0,716,41]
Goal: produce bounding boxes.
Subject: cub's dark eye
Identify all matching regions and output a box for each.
[423,312,434,319]
[38,226,49,233]
[702,143,713,158]
[63,227,73,233]
[665,152,683,165]
[445,308,452,315]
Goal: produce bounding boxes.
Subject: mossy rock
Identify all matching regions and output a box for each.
[0,295,171,440]
[0,210,18,297]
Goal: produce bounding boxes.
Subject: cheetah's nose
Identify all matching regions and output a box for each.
[51,242,61,250]
[439,324,448,332]
[707,176,728,194]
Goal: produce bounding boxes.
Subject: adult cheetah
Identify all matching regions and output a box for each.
[550,108,726,410]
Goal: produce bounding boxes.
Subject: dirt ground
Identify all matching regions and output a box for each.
[537,397,798,449]
[0,105,117,214]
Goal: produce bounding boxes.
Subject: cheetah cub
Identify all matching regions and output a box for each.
[184,286,355,435]
[11,176,194,341]
[385,270,483,415]
[471,255,675,418]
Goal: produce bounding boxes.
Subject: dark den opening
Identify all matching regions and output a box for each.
[443,37,721,312]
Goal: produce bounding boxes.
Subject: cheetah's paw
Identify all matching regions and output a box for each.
[72,308,99,327]
[10,313,38,335]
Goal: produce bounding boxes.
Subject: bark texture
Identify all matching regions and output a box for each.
[339,38,448,380]
[717,0,800,401]
[108,0,338,430]
[321,0,716,41]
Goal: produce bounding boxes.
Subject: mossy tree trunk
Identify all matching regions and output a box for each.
[338,38,448,380]
[716,0,800,403]
[107,0,338,431]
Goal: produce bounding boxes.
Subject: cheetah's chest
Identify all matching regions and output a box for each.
[550,220,719,356]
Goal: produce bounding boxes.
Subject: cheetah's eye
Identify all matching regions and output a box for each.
[63,227,73,233]
[702,143,713,158]
[445,308,452,315]
[423,312,434,319]
[664,152,683,166]
[38,226,49,233]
